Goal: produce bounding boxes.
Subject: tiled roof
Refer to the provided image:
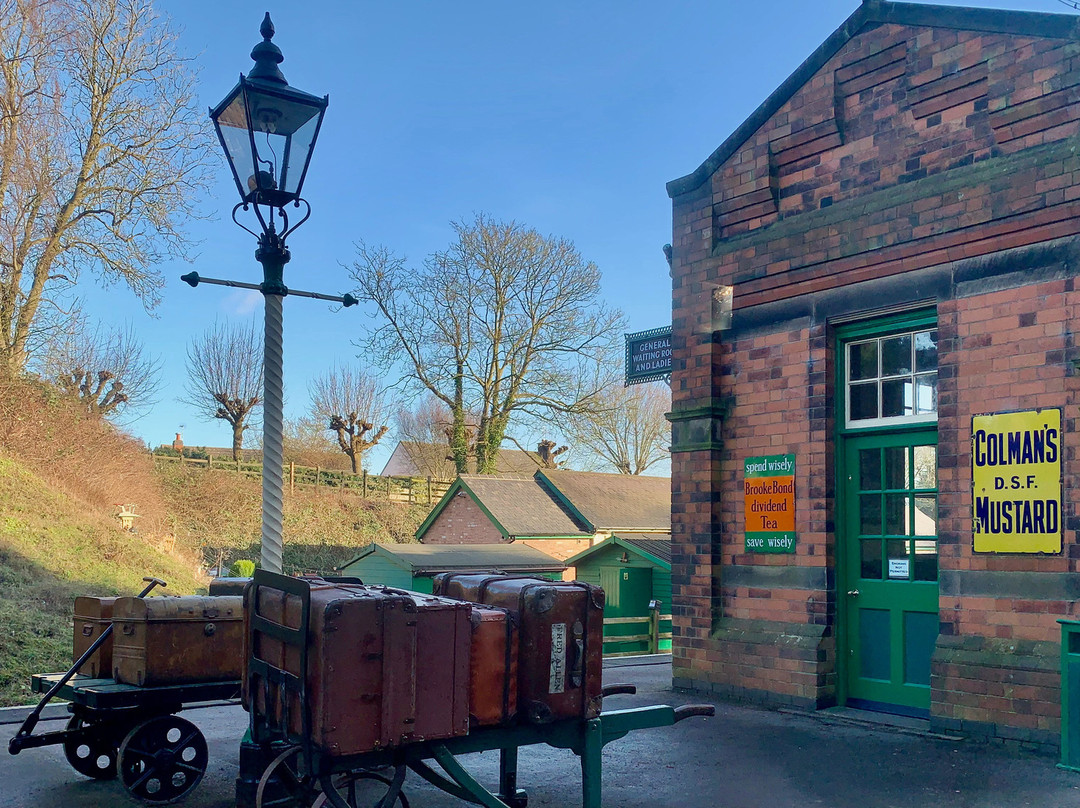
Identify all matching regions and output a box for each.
[380,441,540,478]
[538,470,671,531]
[615,535,672,565]
[342,542,565,573]
[460,476,590,538]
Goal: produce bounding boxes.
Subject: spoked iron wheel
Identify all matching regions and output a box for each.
[117,715,208,804]
[62,714,120,780]
[256,745,318,808]
[313,766,410,808]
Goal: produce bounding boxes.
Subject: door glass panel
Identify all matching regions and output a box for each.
[884,494,908,534]
[913,540,938,581]
[861,540,883,579]
[913,446,937,488]
[850,341,877,381]
[886,539,909,580]
[883,447,908,489]
[859,608,891,680]
[904,612,938,686]
[860,495,882,534]
[859,449,880,490]
[914,330,938,372]
[881,335,912,376]
[914,496,937,534]
[851,383,878,421]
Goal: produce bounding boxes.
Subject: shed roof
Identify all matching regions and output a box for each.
[667,1,1080,199]
[340,542,566,574]
[537,470,671,532]
[564,534,672,569]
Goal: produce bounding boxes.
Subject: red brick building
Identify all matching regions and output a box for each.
[666,1,1080,751]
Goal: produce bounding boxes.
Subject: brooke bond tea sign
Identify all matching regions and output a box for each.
[972,408,1061,553]
[744,454,796,553]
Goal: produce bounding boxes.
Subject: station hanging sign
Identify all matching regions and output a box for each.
[625,326,672,386]
[972,407,1061,554]
[744,454,796,553]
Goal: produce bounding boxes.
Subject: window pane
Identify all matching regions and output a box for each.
[851,382,878,421]
[859,449,880,490]
[913,446,937,489]
[885,494,908,534]
[881,378,912,418]
[881,335,912,376]
[886,539,910,579]
[849,341,877,381]
[883,447,908,490]
[861,540,883,579]
[860,494,882,535]
[915,373,937,415]
[915,330,938,372]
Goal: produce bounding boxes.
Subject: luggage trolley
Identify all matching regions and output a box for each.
[245,570,714,808]
[8,577,243,805]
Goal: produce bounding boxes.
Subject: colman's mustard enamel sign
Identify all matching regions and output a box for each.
[972,408,1061,553]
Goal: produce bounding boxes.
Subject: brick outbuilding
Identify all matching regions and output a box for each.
[667,0,1080,751]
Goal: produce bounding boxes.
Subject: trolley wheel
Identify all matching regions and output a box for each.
[313,768,411,808]
[256,745,316,808]
[117,715,208,804]
[62,715,119,780]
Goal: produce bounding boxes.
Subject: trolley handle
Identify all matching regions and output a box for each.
[8,577,167,754]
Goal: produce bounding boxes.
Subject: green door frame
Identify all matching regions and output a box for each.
[834,308,938,712]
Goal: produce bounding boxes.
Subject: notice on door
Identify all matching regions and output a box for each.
[972,408,1061,554]
[744,454,796,553]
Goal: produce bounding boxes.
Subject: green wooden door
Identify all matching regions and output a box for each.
[842,430,939,716]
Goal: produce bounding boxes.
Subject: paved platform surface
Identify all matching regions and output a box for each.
[3,657,1080,807]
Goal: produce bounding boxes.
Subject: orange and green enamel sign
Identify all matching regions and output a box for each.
[744,454,796,553]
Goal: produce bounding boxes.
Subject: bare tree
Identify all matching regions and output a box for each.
[0,0,214,374]
[310,365,390,474]
[40,320,160,419]
[279,415,350,471]
[562,382,670,475]
[350,214,624,475]
[393,394,457,477]
[181,321,263,462]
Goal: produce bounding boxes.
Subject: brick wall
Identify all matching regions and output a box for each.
[420,494,505,544]
[669,4,1080,748]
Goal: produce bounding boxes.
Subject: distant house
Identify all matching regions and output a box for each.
[416,469,671,567]
[379,441,541,479]
[338,542,566,593]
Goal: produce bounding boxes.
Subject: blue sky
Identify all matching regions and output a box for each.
[79,0,1069,472]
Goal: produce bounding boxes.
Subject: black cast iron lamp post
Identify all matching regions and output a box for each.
[188,13,354,574]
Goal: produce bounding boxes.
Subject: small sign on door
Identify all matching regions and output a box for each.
[888,558,909,579]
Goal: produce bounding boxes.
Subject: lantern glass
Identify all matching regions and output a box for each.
[211,76,326,208]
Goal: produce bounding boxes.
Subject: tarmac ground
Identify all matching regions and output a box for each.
[2,656,1079,808]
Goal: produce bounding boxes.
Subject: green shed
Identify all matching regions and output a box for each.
[566,535,672,656]
[338,543,566,593]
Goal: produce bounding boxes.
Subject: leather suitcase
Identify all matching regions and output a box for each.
[112,595,244,686]
[248,577,471,756]
[432,573,605,723]
[468,605,518,727]
[72,596,117,678]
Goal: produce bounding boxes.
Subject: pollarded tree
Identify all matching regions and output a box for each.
[181,321,263,462]
[41,320,160,419]
[349,215,624,475]
[310,365,390,474]
[0,0,214,374]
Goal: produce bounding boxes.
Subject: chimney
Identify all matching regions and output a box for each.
[172,433,184,453]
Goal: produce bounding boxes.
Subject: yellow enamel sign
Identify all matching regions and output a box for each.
[972,408,1061,553]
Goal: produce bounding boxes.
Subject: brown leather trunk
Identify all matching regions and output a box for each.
[467,605,518,727]
[431,574,605,723]
[72,597,117,678]
[208,577,251,596]
[248,579,471,757]
[112,596,244,686]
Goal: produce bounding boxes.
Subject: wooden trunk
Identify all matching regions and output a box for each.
[112,596,244,686]
[467,605,519,727]
[72,596,117,678]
